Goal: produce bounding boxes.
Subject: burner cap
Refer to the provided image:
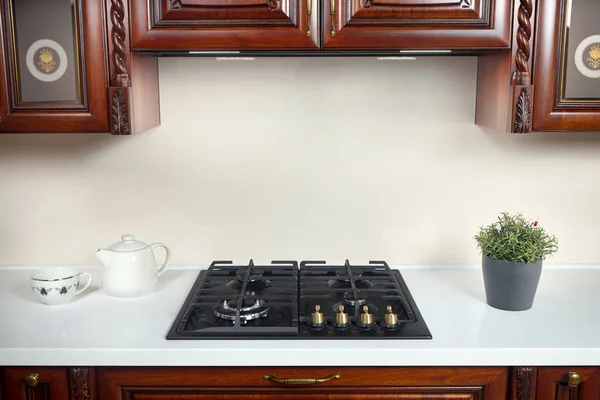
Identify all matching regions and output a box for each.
[226,298,261,311]
[214,299,269,323]
[344,291,367,306]
[236,268,265,282]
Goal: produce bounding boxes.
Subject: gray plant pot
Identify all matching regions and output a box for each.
[481,256,542,311]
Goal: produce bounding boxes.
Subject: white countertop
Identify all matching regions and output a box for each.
[1,265,599,367]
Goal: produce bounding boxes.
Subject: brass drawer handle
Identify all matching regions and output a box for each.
[306,0,312,36]
[24,373,39,388]
[264,373,340,385]
[330,0,336,36]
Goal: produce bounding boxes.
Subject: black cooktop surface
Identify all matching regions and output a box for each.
[166,260,431,340]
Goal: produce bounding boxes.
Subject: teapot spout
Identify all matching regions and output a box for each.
[94,249,112,267]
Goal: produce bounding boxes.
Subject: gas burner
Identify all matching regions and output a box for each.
[343,291,366,306]
[236,268,264,282]
[335,268,363,279]
[214,299,270,324]
[328,279,373,290]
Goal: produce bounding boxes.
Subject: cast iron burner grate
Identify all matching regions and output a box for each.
[166,260,431,340]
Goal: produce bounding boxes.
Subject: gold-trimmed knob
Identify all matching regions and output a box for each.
[360,305,373,325]
[311,305,324,325]
[568,372,582,387]
[384,305,398,326]
[24,373,39,388]
[335,304,348,326]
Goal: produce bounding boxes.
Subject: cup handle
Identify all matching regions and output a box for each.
[76,272,92,296]
[149,243,171,277]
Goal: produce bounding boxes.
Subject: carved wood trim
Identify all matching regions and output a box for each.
[345,0,490,26]
[556,384,580,400]
[512,0,533,85]
[152,1,297,27]
[170,0,182,9]
[69,368,91,400]
[110,0,130,87]
[25,384,50,400]
[512,367,537,400]
[513,87,532,133]
[110,89,131,135]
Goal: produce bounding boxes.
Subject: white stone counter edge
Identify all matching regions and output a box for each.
[1,265,600,367]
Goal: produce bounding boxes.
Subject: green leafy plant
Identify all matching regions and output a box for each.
[474,212,558,263]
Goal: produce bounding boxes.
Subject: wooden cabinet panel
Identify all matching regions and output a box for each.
[97,367,508,400]
[322,0,511,49]
[130,0,319,50]
[3,367,69,400]
[532,0,600,131]
[537,367,600,400]
[0,0,109,133]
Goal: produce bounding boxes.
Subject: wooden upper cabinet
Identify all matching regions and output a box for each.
[0,0,109,133]
[537,367,600,400]
[323,0,511,49]
[532,0,600,131]
[130,0,319,50]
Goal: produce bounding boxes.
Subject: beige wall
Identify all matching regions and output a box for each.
[0,57,599,266]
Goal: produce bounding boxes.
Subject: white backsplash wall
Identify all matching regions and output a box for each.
[0,57,599,266]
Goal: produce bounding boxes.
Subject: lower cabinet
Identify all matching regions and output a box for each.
[537,367,600,400]
[96,367,508,400]
[1,365,599,400]
[2,367,69,400]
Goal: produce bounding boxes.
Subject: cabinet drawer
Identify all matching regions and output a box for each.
[97,367,508,400]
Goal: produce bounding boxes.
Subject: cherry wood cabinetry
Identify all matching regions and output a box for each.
[537,368,600,400]
[96,367,509,400]
[4,366,600,400]
[130,0,511,51]
[2,367,69,400]
[531,0,600,131]
[475,0,600,132]
[1,367,94,400]
[322,0,511,49]
[0,0,159,134]
[130,0,319,51]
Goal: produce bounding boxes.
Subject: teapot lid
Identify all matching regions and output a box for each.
[108,234,148,252]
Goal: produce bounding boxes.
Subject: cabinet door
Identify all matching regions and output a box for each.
[533,0,600,131]
[3,367,69,400]
[322,0,511,49]
[97,367,508,400]
[0,0,109,133]
[537,367,600,400]
[130,0,319,51]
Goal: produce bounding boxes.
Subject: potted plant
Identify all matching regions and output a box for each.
[474,212,558,311]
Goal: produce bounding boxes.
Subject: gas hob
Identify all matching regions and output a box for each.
[166,260,431,340]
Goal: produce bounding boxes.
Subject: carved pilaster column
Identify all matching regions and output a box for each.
[511,367,537,400]
[69,367,92,400]
[107,0,132,135]
[511,0,534,133]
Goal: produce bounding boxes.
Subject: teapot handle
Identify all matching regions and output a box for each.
[149,243,171,276]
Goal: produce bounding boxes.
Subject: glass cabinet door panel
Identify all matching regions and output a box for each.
[560,0,600,101]
[9,0,83,106]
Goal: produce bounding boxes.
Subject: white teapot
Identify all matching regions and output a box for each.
[94,234,171,298]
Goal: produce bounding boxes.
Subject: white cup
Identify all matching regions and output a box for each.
[31,268,92,305]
